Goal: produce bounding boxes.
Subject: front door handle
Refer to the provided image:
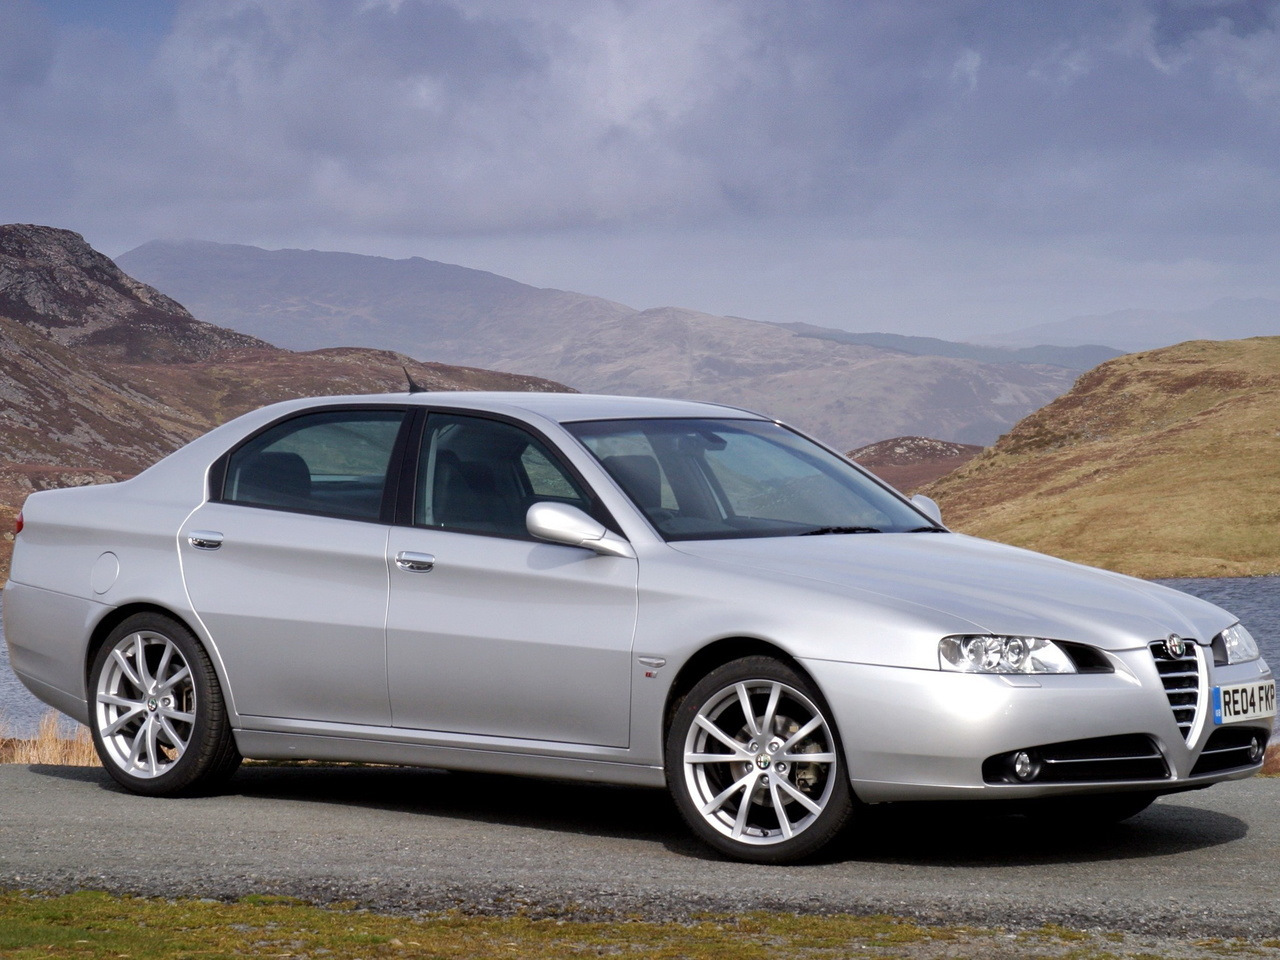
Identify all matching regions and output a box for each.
[187,530,224,550]
[394,551,436,573]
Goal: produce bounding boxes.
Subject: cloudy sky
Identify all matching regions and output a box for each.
[4,0,1280,338]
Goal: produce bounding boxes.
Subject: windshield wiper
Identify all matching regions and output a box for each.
[798,525,882,536]
[905,525,947,533]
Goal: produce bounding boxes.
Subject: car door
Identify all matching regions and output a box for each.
[385,412,638,747]
[181,407,408,726]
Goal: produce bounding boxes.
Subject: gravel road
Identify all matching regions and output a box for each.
[2,764,1277,939]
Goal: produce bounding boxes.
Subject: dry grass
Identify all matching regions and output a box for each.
[0,710,99,766]
[925,338,1280,578]
[1265,742,1280,777]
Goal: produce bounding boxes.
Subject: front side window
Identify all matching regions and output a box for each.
[223,409,405,521]
[568,418,931,540]
[416,413,591,538]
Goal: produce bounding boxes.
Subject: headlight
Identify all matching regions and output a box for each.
[938,635,1077,674]
[1220,623,1261,664]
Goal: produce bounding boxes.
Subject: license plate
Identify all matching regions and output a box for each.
[1212,680,1277,725]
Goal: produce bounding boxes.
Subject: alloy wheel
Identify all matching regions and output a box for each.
[94,629,197,779]
[675,665,847,859]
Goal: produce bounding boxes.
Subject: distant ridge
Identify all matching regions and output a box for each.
[119,239,1093,450]
[118,238,634,355]
[776,324,1123,370]
[982,297,1280,352]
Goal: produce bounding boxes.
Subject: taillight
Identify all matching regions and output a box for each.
[14,511,22,535]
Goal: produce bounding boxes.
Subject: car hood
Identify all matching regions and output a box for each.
[669,533,1234,651]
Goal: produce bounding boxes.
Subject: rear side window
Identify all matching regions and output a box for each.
[223,410,406,521]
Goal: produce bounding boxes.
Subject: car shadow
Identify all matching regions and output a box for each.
[32,762,1249,866]
[828,796,1249,867]
[236,763,690,838]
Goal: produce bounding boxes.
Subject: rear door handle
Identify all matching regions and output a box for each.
[394,551,435,573]
[187,530,224,550]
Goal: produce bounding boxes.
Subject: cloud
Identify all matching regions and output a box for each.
[5,0,1280,333]
[131,0,792,232]
[0,0,55,88]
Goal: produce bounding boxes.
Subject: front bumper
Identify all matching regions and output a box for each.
[804,644,1273,803]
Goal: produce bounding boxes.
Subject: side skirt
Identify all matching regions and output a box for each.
[233,729,667,788]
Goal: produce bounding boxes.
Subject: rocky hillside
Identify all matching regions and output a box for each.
[0,225,269,362]
[118,240,1086,450]
[922,338,1280,577]
[0,225,570,580]
[849,437,984,493]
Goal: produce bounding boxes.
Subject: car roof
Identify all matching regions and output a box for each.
[270,391,773,425]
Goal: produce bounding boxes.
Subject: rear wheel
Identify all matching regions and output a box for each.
[89,613,241,796]
[666,656,853,863]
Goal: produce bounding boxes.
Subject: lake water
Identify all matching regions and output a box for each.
[2,577,1277,737]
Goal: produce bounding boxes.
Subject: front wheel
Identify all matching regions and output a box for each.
[666,656,854,863]
[89,613,241,796]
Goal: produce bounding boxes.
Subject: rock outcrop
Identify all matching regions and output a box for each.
[848,436,983,493]
[0,224,270,362]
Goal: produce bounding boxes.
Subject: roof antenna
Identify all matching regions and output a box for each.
[403,365,429,394]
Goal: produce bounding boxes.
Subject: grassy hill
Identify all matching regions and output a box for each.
[923,337,1280,578]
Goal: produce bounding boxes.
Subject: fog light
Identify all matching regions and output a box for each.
[1249,736,1264,763]
[1012,750,1040,782]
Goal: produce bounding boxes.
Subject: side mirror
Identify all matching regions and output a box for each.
[910,494,943,526]
[526,502,636,559]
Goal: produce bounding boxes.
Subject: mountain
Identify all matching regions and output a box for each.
[119,239,637,357]
[776,324,1123,369]
[0,225,269,362]
[0,225,571,581]
[921,337,1280,578]
[983,297,1280,353]
[118,240,1090,450]
[848,437,983,494]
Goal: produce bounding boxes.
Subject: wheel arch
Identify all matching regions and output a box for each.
[663,637,824,738]
[85,603,209,692]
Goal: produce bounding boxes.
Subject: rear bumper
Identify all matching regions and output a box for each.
[2,580,99,725]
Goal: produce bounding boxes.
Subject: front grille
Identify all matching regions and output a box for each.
[1191,727,1270,776]
[1150,640,1201,742]
[983,734,1169,784]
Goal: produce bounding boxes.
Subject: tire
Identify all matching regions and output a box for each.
[89,613,241,796]
[666,656,854,863]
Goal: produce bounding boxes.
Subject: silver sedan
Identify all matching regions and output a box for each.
[3,392,1274,862]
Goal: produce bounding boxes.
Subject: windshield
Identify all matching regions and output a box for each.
[567,418,936,541]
